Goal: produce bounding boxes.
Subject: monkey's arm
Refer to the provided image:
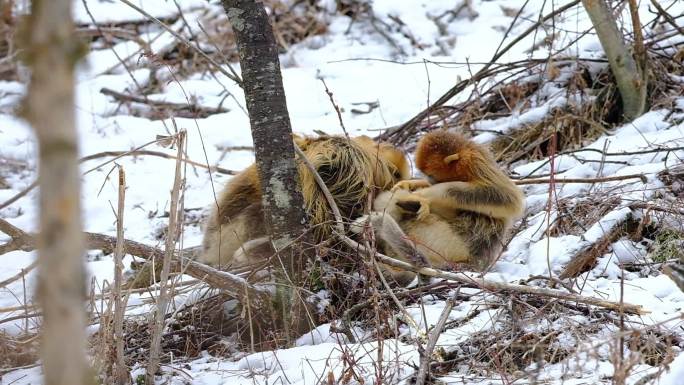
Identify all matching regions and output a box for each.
[412,181,524,220]
[351,212,430,268]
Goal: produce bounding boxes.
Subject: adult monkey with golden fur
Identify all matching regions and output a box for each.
[200,134,410,268]
[356,131,525,275]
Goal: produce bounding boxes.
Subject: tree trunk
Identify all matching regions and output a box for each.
[581,0,647,120]
[22,0,89,384]
[221,0,311,343]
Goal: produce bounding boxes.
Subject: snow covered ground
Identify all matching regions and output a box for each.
[1,0,684,384]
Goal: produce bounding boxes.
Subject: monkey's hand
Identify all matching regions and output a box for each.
[395,196,431,221]
[391,179,431,192]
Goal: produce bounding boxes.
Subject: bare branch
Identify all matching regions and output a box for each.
[117,0,243,86]
[649,0,684,36]
[380,0,581,143]
[100,87,230,119]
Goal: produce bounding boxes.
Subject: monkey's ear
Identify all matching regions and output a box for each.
[444,153,460,164]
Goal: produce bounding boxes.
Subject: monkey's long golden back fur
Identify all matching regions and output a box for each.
[299,136,402,240]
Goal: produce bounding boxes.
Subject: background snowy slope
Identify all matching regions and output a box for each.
[1,0,684,384]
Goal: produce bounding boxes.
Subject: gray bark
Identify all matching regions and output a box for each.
[22,0,89,384]
[221,0,307,252]
[581,0,647,120]
[221,0,311,343]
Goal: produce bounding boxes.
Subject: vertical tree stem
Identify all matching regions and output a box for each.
[581,0,646,120]
[221,0,311,343]
[113,166,129,384]
[23,0,89,384]
[146,131,186,384]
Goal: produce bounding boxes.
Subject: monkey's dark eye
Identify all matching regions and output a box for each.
[393,170,402,180]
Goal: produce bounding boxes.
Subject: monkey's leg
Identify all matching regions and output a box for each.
[231,236,275,265]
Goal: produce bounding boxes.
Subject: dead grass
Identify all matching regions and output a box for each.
[550,195,622,236]
[0,331,38,370]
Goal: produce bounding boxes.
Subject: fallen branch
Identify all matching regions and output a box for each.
[0,260,37,289]
[516,173,647,185]
[374,253,645,314]
[101,87,230,119]
[559,216,635,279]
[0,209,647,317]
[628,202,684,216]
[518,145,684,179]
[0,218,271,306]
[215,145,254,152]
[0,312,42,326]
[0,140,235,211]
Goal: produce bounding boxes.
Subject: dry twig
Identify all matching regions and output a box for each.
[380,0,581,144]
[101,87,230,119]
[111,167,128,384]
[117,0,243,86]
[414,291,457,385]
[147,132,185,383]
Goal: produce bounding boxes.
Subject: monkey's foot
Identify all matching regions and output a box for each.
[395,196,431,220]
[392,179,431,192]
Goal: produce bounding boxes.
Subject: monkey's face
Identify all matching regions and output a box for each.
[354,136,410,183]
[415,131,474,183]
[381,145,411,182]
